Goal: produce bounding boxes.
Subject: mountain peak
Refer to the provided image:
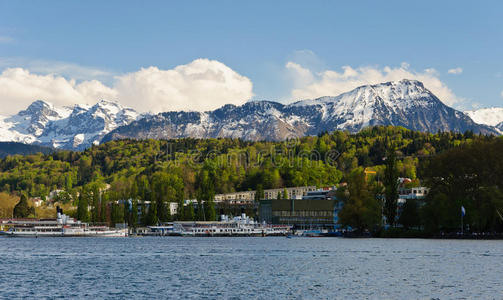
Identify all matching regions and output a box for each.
[19,100,55,116]
[0,100,139,150]
[103,80,499,143]
[2,80,500,150]
[465,107,503,127]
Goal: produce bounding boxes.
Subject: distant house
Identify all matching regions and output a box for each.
[399,187,429,200]
[168,202,178,215]
[31,197,43,207]
[48,189,65,201]
[213,186,317,204]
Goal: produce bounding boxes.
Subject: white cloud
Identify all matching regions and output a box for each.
[286,62,461,106]
[0,68,116,114]
[114,59,253,113]
[0,59,253,115]
[448,67,463,75]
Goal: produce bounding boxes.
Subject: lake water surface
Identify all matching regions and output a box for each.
[0,237,502,299]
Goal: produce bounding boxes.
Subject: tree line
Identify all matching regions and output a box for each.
[0,126,500,233]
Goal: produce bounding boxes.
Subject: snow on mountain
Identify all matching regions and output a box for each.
[465,107,503,127]
[0,100,139,150]
[3,80,499,150]
[103,79,499,143]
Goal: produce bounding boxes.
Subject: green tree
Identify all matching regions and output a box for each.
[13,193,34,218]
[398,199,420,230]
[255,184,264,201]
[90,185,100,223]
[337,168,381,232]
[78,156,93,184]
[147,191,158,225]
[176,199,185,221]
[282,188,288,200]
[184,202,195,221]
[204,200,216,221]
[100,192,109,223]
[196,199,204,220]
[383,146,399,226]
[110,203,124,227]
[65,175,73,192]
[196,161,217,221]
[76,188,89,222]
[130,198,138,226]
[140,200,148,225]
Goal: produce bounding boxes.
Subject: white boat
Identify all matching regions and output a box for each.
[0,207,127,238]
[173,213,291,237]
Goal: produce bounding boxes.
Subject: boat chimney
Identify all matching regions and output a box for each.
[57,207,62,225]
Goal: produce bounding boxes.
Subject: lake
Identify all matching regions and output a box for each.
[0,237,502,299]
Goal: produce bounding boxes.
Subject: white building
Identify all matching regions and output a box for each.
[399,187,429,200]
[213,186,317,203]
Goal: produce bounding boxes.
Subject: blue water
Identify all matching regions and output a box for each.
[0,237,502,299]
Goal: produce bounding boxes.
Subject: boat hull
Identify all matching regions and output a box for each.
[0,230,127,238]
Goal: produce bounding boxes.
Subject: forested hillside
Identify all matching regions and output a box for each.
[0,142,54,158]
[0,126,499,231]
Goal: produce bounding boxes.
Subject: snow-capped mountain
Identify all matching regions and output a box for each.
[0,100,139,150]
[103,79,499,143]
[2,79,498,150]
[465,107,503,130]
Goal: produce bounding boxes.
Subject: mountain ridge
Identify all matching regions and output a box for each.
[1,79,499,150]
[0,100,140,150]
[103,79,499,143]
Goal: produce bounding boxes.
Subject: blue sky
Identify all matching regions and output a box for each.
[0,1,502,114]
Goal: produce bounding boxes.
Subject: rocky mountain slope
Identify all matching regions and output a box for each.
[0,100,139,150]
[103,79,499,143]
[2,79,499,150]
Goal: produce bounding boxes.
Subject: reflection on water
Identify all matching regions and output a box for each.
[0,237,502,299]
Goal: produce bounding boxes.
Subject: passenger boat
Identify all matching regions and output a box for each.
[173,213,291,237]
[0,207,127,237]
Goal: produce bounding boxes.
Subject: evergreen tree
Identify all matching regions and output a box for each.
[13,193,33,218]
[165,201,172,222]
[176,199,185,221]
[100,192,108,223]
[140,200,147,225]
[147,191,158,225]
[204,200,216,221]
[184,202,195,221]
[255,184,264,201]
[383,146,399,226]
[196,199,204,220]
[158,197,168,223]
[91,185,100,223]
[338,168,382,232]
[65,175,73,192]
[131,198,138,227]
[110,203,124,227]
[398,199,420,230]
[77,188,89,222]
[282,188,288,200]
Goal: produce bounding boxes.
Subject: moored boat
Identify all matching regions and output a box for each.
[0,207,127,237]
[173,213,291,237]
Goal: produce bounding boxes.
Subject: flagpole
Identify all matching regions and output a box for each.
[461,206,464,235]
[461,211,463,235]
